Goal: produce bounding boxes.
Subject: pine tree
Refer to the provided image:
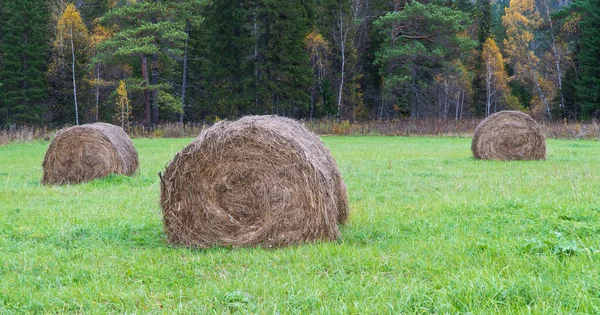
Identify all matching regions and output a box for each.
[96,0,187,128]
[374,2,476,119]
[0,0,50,126]
[576,0,600,118]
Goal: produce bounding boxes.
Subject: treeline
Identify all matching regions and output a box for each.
[0,0,598,128]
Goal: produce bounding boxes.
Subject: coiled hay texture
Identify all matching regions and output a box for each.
[472,111,546,160]
[42,123,138,185]
[160,115,349,248]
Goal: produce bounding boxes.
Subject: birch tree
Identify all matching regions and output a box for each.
[481,38,511,116]
[52,3,90,125]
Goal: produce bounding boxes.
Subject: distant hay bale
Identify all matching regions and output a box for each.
[472,111,546,160]
[42,123,138,185]
[160,115,349,248]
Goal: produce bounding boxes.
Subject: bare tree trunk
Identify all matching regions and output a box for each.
[455,88,460,120]
[443,80,449,120]
[121,99,124,128]
[150,12,158,124]
[532,68,552,118]
[179,21,190,124]
[253,6,259,114]
[411,64,417,119]
[336,8,347,121]
[379,95,384,120]
[151,53,159,125]
[70,29,79,125]
[486,63,492,117]
[95,65,100,122]
[460,88,465,120]
[141,55,151,129]
[543,0,565,114]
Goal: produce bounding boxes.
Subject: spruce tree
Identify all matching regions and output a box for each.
[0,0,50,126]
[576,0,600,118]
[477,0,493,46]
[203,0,313,119]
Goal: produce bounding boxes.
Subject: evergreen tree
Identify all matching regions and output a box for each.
[477,0,493,46]
[374,1,476,118]
[96,0,187,128]
[576,0,600,118]
[203,0,313,119]
[79,0,113,27]
[0,0,50,126]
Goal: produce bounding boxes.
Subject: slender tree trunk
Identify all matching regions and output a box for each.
[149,10,160,125]
[310,79,316,120]
[379,95,384,120]
[179,21,190,124]
[121,100,124,128]
[336,9,346,121]
[411,64,417,119]
[141,55,151,129]
[151,53,159,125]
[532,68,552,118]
[70,29,79,125]
[486,63,492,117]
[253,7,259,115]
[443,80,449,120]
[95,65,100,122]
[543,1,565,114]
[455,88,460,120]
[460,88,465,120]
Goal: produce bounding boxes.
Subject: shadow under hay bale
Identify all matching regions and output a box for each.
[472,110,546,160]
[160,115,349,248]
[42,123,138,185]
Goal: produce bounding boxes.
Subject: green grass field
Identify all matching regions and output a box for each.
[1,137,599,314]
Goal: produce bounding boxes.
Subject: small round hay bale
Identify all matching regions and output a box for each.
[160,115,349,248]
[42,122,138,185]
[472,111,546,160]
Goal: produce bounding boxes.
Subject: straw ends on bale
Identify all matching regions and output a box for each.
[160,115,349,248]
[472,110,546,160]
[42,122,139,185]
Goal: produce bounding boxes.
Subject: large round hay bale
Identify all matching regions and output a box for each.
[472,110,546,160]
[160,115,349,248]
[42,122,138,185]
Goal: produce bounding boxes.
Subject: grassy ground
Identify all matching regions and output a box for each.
[1,137,599,314]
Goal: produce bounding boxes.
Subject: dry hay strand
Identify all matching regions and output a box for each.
[42,122,139,185]
[160,115,349,248]
[472,110,546,160]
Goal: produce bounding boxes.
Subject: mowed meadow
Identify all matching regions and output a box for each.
[1,136,599,313]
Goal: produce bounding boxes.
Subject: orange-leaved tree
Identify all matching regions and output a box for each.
[502,0,553,118]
